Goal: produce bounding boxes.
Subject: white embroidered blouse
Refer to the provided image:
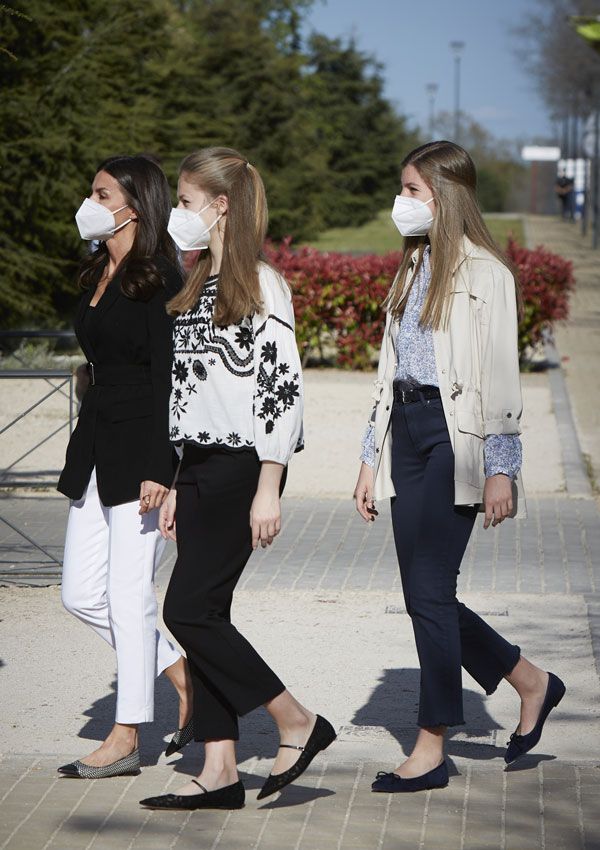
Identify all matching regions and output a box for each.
[169,263,304,465]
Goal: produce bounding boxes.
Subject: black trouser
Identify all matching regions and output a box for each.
[390,394,520,728]
[163,446,285,741]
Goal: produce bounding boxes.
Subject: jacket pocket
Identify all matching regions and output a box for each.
[456,411,485,438]
[110,397,153,423]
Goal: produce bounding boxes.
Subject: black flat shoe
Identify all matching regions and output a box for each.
[505,671,566,765]
[257,714,336,800]
[140,779,245,810]
[57,749,141,779]
[371,761,449,793]
[165,718,194,757]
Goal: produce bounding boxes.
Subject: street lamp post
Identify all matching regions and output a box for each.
[568,14,600,247]
[450,41,465,143]
[426,83,438,139]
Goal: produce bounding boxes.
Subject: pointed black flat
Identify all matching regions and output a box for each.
[140,778,245,810]
[257,714,336,800]
[505,671,566,764]
[165,718,194,757]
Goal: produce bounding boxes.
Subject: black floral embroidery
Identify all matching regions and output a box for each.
[235,327,253,351]
[172,285,253,378]
[170,425,180,439]
[255,331,299,436]
[261,340,277,364]
[173,360,188,384]
[185,382,197,396]
[228,432,241,446]
[171,388,188,420]
[197,431,210,443]
[277,380,300,407]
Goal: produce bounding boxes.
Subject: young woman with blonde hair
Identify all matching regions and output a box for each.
[354,141,565,792]
[140,147,335,811]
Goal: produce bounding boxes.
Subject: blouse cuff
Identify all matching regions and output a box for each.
[484,433,522,479]
[360,422,376,467]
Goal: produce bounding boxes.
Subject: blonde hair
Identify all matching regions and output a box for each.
[385,140,521,328]
[167,147,269,325]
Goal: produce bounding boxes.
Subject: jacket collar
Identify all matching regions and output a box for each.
[409,235,479,273]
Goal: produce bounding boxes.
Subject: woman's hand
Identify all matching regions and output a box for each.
[354,463,378,523]
[250,486,281,550]
[482,474,513,529]
[139,480,169,515]
[158,488,177,541]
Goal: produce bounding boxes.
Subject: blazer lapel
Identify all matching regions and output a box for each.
[92,271,122,325]
[74,269,123,363]
[74,286,96,362]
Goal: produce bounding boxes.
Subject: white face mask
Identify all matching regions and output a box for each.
[75,198,132,241]
[391,195,435,237]
[167,202,223,251]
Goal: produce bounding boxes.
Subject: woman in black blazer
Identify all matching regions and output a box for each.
[57,155,192,779]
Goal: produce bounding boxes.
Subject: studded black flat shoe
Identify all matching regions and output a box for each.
[57,749,141,779]
[165,718,194,757]
[140,779,245,810]
[257,715,336,800]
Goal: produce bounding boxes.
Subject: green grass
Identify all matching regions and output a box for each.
[304,211,525,254]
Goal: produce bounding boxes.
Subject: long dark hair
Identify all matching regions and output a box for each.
[78,154,180,301]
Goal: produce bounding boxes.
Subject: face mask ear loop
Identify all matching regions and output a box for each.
[112,217,133,234]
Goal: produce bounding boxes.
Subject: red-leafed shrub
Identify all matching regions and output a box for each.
[265,238,402,368]
[264,238,575,369]
[506,238,575,355]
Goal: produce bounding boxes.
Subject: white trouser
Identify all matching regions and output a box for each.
[61,468,181,723]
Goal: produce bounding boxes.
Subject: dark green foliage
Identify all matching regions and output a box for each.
[0,0,416,327]
[304,34,419,228]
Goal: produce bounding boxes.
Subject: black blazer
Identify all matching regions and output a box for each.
[57,256,182,507]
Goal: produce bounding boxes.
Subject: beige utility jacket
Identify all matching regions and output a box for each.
[369,236,526,517]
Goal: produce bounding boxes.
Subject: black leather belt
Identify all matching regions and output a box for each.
[393,383,441,405]
[86,363,152,386]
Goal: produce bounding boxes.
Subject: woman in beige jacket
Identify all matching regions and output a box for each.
[354,141,565,794]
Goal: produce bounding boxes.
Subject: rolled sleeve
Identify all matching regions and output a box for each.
[484,433,522,479]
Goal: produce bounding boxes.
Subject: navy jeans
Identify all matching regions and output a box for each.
[390,394,520,728]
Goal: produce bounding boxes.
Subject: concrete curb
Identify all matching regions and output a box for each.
[524,214,592,499]
[544,340,593,499]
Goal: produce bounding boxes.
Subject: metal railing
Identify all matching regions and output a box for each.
[0,330,78,572]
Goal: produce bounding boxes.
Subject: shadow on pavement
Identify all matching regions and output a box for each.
[352,667,510,767]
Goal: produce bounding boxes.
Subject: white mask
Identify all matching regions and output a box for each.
[75,198,132,241]
[167,202,223,251]
[391,195,435,237]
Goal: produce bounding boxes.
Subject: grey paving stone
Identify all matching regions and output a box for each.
[1,759,599,849]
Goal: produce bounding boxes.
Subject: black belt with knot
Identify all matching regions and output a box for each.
[393,383,441,405]
[86,363,152,386]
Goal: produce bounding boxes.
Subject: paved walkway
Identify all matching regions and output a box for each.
[1,215,600,849]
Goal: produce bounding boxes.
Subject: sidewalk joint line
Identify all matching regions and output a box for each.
[418,789,432,850]
[0,775,59,850]
[84,774,137,850]
[293,758,328,850]
[459,765,472,850]
[336,762,363,850]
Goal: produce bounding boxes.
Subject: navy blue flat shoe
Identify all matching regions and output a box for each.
[371,761,449,793]
[505,671,566,765]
